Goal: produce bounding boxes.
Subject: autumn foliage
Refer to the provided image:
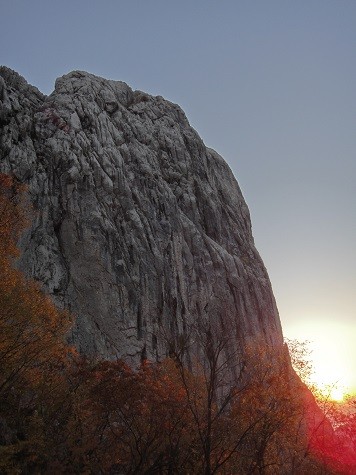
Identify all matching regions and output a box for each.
[0,174,73,472]
[0,173,354,474]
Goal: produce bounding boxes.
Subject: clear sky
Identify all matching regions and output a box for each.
[1,1,355,393]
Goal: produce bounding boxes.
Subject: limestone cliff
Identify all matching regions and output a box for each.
[0,66,283,364]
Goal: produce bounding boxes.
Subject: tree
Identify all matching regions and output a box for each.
[0,174,74,473]
[164,318,250,474]
[67,358,197,473]
[287,339,356,474]
[1,173,351,473]
[167,326,338,474]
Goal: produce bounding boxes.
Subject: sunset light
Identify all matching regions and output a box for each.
[329,387,346,403]
[286,319,356,402]
[1,1,356,472]
[311,359,352,402]
[312,377,348,403]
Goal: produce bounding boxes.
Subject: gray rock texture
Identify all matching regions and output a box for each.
[0,66,283,365]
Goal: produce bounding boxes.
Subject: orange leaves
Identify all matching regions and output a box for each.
[0,174,75,472]
[0,173,28,263]
[68,358,195,473]
[0,174,13,189]
[0,242,72,395]
[1,173,353,472]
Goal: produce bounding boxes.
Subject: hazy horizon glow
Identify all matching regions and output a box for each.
[287,320,356,398]
[1,1,355,391]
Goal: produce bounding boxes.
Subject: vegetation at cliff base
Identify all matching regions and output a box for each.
[0,173,355,474]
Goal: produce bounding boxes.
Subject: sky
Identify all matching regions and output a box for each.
[1,1,355,395]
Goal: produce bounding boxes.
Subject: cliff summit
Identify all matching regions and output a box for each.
[0,66,282,365]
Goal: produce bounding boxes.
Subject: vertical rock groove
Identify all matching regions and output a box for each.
[0,67,283,366]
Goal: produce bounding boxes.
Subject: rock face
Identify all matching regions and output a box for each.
[0,66,283,364]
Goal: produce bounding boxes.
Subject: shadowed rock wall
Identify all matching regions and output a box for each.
[0,67,283,365]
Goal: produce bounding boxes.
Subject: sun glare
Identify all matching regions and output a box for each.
[315,383,348,402]
[329,387,346,402]
[310,351,353,402]
[286,319,356,403]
